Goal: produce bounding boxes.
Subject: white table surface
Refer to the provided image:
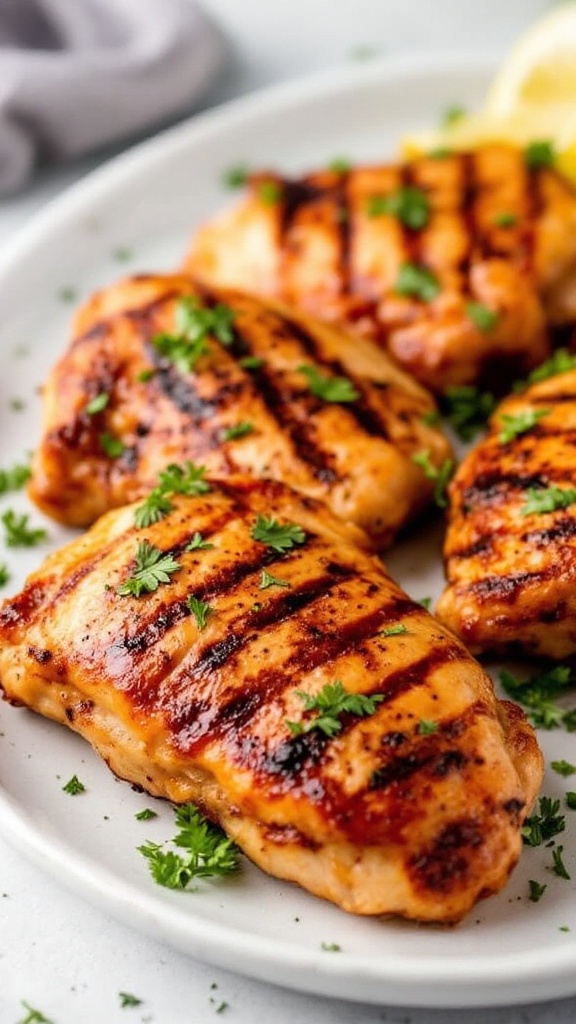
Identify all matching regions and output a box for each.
[2,1,576,1021]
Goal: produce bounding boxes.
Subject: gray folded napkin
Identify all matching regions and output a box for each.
[0,0,228,194]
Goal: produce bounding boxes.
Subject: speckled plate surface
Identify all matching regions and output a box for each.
[0,54,574,1009]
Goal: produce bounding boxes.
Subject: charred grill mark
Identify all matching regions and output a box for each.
[448,536,492,560]
[369,747,469,791]
[465,569,548,601]
[460,470,551,508]
[151,359,217,421]
[409,818,485,895]
[521,515,576,546]
[530,392,576,404]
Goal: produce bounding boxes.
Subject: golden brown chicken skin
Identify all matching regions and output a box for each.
[0,478,542,922]
[29,273,451,548]
[438,367,576,658]
[183,144,576,392]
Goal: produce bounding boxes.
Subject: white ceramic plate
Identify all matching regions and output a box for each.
[0,54,575,1010]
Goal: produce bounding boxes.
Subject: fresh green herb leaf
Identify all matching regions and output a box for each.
[117,541,180,597]
[493,211,518,228]
[417,719,438,735]
[58,286,77,304]
[442,385,496,441]
[428,147,451,160]
[0,564,10,587]
[137,368,155,383]
[85,391,109,415]
[99,432,125,459]
[251,515,306,553]
[135,808,158,821]
[366,187,430,229]
[328,158,351,173]
[186,532,214,551]
[378,624,407,637]
[215,1001,229,1014]
[134,490,174,529]
[223,164,250,189]
[420,408,442,426]
[395,262,440,302]
[498,408,550,444]
[566,792,576,810]
[520,485,576,517]
[551,759,576,777]
[528,879,547,903]
[321,942,342,952]
[186,595,213,630]
[524,140,555,170]
[221,421,254,441]
[499,666,576,731]
[514,348,576,391]
[411,450,454,508]
[442,105,467,128]
[62,774,85,796]
[18,1002,54,1024]
[560,925,571,932]
[298,364,359,403]
[256,181,283,205]
[119,992,142,1008]
[551,845,571,880]
[157,461,210,497]
[1,510,47,548]
[9,398,25,412]
[465,301,499,333]
[113,247,133,263]
[286,680,384,738]
[522,796,566,847]
[0,461,31,495]
[349,44,381,60]
[138,803,240,889]
[419,596,432,610]
[259,570,290,590]
[154,296,235,373]
[239,355,264,371]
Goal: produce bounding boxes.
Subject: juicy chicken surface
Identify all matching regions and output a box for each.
[29,273,451,548]
[185,145,576,392]
[0,478,543,922]
[438,368,576,658]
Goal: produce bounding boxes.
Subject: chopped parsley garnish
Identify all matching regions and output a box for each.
[321,942,342,952]
[138,803,240,889]
[328,157,351,173]
[58,286,77,304]
[113,247,133,263]
[223,164,250,189]
[1,510,47,548]
[0,564,9,587]
[499,666,576,731]
[551,759,576,777]
[134,490,174,529]
[18,1003,54,1024]
[186,532,214,551]
[137,368,155,383]
[251,515,306,553]
[566,792,576,810]
[256,180,283,205]
[134,461,210,527]
[395,262,440,302]
[239,355,264,371]
[428,147,451,160]
[493,211,518,228]
[514,348,576,391]
[186,595,213,630]
[221,421,254,441]
[522,796,565,847]
[85,391,109,415]
[551,845,571,880]
[0,461,31,495]
[99,432,125,459]
[521,485,576,516]
[442,385,496,441]
[116,541,180,597]
[524,140,555,170]
[135,808,158,821]
[298,364,359,403]
[62,774,85,796]
[465,301,499,333]
[119,992,142,1008]
[417,719,438,735]
[154,296,235,373]
[378,624,407,637]
[442,104,467,128]
[419,596,432,610]
[420,408,442,427]
[259,570,290,590]
[528,879,547,903]
[498,407,550,444]
[411,450,454,508]
[286,680,384,738]
[366,187,430,230]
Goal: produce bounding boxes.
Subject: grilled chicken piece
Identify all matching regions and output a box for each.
[0,477,542,922]
[438,367,576,658]
[183,144,576,392]
[29,272,451,548]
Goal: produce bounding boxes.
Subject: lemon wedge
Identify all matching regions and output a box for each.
[402,2,576,183]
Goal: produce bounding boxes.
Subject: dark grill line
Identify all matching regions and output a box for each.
[465,568,551,600]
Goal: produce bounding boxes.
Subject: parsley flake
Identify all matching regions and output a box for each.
[528,879,547,903]
[0,564,10,587]
[137,368,155,383]
[321,942,342,952]
[366,187,430,230]
[551,845,571,880]
[138,803,240,889]
[256,180,283,205]
[186,532,214,551]
[239,355,264,371]
[286,680,384,738]
[514,348,576,391]
[411,450,454,508]
[0,461,31,495]
[134,490,174,529]
[134,461,210,528]
[566,792,576,810]
[298,364,359,403]
[395,262,440,302]
[62,774,85,796]
[551,760,576,777]
[1,510,47,548]
[153,296,235,373]
[221,421,254,442]
[418,719,438,735]
[223,164,250,189]
[85,391,109,415]
[524,140,555,170]
[100,432,125,459]
[442,104,467,128]
[466,301,499,333]
[378,624,407,637]
[493,211,518,228]
[499,666,576,731]
[442,385,496,441]
[251,515,306,553]
[186,595,213,630]
[259,569,290,590]
[117,541,180,597]
[419,596,432,610]
[18,1003,54,1024]
[498,408,550,444]
[119,992,142,1008]
[521,486,576,516]
[135,808,158,821]
[328,157,351,173]
[522,796,565,847]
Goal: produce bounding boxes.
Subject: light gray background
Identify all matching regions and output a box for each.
[1,1,574,1021]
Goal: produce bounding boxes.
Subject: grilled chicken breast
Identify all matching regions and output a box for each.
[0,477,542,922]
[184,145,576,392]
[438,367,576,658]
[29,273,451,548]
